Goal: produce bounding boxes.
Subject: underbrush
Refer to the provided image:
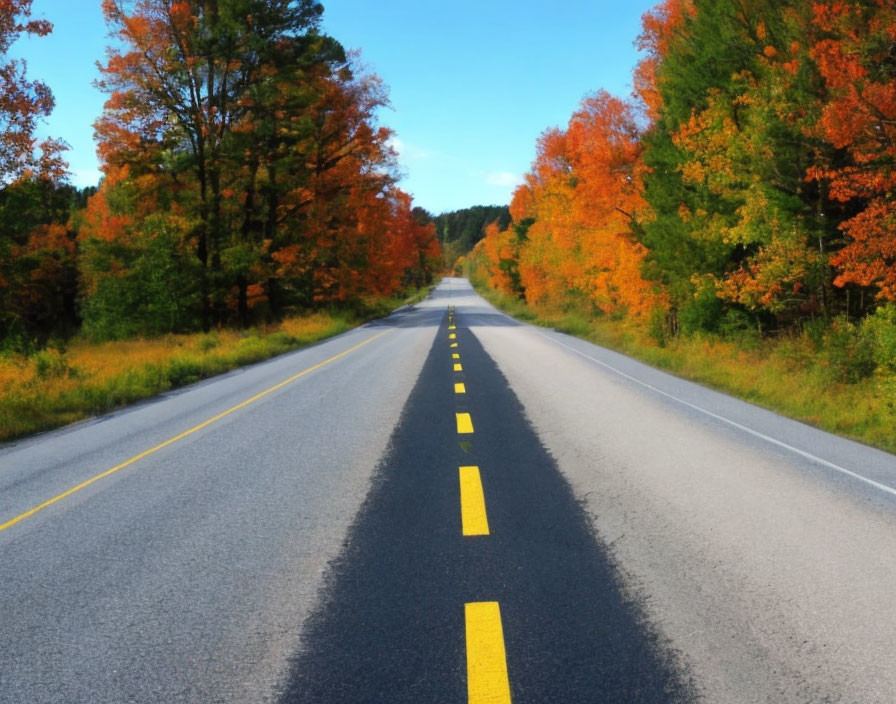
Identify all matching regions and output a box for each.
[0,311,359,443]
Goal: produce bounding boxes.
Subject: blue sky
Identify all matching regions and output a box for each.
[12,0,657,214]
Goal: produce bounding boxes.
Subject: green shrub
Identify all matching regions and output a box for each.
[863,305,896,372]
[80,215,201,341]
[679,282,723,335]
[862,304,896,411]
[822,317,876,383]
[647,308,668,347]
[197,333,220,352]
[802,317,827,351]
[718,308,755,340]
[33,349,75,380]
[166,358,203,386]
[266,331,298,348]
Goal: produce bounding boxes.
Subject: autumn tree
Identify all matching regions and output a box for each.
[479,219,524,296]
[479,91,661,317]
[76,165,201,339]
[89,0,438,334]
[0,0,64,181]
[636,0,850,331]
[636,0,731,331]
[0,1,76,348]
[0,179,80,347]
[96,0,336,325]
[812,0,896,302]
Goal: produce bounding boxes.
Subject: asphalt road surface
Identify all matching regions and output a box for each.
[2,277,896,703]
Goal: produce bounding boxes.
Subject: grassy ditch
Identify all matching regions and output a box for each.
[0,287,435,443]
[470,278,896,456]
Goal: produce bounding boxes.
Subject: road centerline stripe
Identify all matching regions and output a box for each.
[465,602,512,704]
[459,466,490,536]
[454,363,463,372]
[0,330,391,533]
[455,382,466,394]
[456,412,474,434]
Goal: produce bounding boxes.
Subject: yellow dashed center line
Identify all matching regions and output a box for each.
[465,602,512,704]
[447,311,510,702]
[0,331,391,533]
[459,466,490,536]
[456,412,474,434]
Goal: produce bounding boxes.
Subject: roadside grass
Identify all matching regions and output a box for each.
[0,283,437,444]
[472,280,896,456]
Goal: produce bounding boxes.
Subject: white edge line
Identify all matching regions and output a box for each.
[534,331,896,499]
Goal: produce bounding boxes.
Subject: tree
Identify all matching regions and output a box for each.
[76,167,200,339]
[637,0,845,330]
[97,0,335,326]
[480,92,661,317]
[92,0,437,331]
[0,0,65,181]
[0,179,79,346]
[0,1,75,348]
[812,0,896,301]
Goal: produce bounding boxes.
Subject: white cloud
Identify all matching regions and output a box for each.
[485,171,523,188]
[387,136,431,162]
[387,136,405,153]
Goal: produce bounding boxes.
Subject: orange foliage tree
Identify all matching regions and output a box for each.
[812,0,896,300]
[480,92,662,317]
[86,0,439,335]
[0,1,78,346]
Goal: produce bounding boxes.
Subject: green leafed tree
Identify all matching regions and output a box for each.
[637,0,845,332]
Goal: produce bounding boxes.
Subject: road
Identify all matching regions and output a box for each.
[2,277,896,702]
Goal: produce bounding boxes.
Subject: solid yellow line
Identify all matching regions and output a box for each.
[455,382,466,394]
[453,353,460,359]
[465,602,512,704]
[459,466,490,536]
[449,333,457,340]
[456,412,474,434]
[0,330,391,532]
[454,363,463,372]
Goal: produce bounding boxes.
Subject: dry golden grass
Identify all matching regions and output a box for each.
[0,312,353,442]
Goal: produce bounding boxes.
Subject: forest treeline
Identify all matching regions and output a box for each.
[433,205,510,268]
[0,0,440,350]
[471,0,896,389]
